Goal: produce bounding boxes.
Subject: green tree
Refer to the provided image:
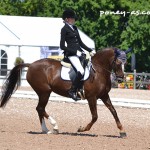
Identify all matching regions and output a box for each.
[120,0,150,72]
[0,0,149,72]
[0,0,22,15]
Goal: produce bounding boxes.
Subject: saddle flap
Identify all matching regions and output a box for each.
[61,65,91,81]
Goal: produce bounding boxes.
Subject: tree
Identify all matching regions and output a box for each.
[0,0,149,72]
[0,0,22,15]
[120,0,150,72]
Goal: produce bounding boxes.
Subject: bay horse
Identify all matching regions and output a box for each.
[0,47,128,137]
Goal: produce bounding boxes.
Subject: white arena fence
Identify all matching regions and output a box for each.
[0,69,150,90]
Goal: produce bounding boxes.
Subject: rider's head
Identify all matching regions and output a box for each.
[62,9,77,25]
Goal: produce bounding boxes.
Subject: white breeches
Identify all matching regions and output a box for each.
[68,56,84,75]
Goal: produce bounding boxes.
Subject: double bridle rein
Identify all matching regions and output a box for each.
[91,49,124,81]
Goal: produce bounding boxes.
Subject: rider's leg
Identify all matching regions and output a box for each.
[69,56,84,75]
[68,56,84,101]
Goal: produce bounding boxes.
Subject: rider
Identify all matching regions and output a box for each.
[60,9,95,101]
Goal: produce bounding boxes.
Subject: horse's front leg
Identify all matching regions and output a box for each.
[101,94,127,138]
[78,97,98,132]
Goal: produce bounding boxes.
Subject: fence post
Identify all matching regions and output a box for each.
[134,69,136,89]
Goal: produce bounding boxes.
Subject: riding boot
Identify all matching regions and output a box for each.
[68,85,81,101]
[68,72,83,101]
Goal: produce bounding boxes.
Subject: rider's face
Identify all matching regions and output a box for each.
[66,18,75,25]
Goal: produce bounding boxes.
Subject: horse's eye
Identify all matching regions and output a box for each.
[116,59,122,65]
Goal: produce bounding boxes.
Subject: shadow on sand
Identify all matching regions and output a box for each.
[59,132,98,137]
[28,131,98,137]
[101,134,122,138]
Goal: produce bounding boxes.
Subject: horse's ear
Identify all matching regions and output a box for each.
[125,48,132,54]
[114,49,120,56]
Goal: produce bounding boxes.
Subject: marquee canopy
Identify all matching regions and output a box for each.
[0,15,95,48]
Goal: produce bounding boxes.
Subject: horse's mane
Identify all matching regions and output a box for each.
[94,47,115,58]
[96,47,115,53]
[91,47,117,69]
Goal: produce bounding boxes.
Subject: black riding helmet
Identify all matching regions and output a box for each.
[62,9,77,20]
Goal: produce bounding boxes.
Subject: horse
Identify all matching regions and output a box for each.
[0,47,129,137]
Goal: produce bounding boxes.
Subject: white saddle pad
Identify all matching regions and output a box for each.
[61,65,91,81]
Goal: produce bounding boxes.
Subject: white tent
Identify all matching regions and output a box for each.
[0,15,95,48]
[0,15,95,86]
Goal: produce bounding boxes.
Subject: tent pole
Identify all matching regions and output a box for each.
[18,46,21,57]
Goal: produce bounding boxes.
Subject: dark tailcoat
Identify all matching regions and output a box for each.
[60,23,92,57]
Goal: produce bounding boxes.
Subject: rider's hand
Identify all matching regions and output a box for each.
[89,51,95,57]
[86,53,90,60]
[77,50,82,57]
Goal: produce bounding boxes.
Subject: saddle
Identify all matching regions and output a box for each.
[60,58,91,81]
[60,56,92,100]
[61,54,92,99]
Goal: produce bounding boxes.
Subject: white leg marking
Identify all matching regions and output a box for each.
[41,118,49,133]
[48,116,58,130]
[122,64,125,72]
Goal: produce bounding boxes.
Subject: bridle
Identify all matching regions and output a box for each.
[111,57,123,79]
[91,49,126,80]
[112,50,126,82]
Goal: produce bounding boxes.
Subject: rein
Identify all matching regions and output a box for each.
[91,57,116,74]
[91,48,121,75]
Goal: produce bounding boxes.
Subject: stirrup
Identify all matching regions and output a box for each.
[68,90,81,101]
[77,89,85,100]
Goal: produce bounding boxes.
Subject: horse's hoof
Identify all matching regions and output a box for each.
[120,132,127,138]
[52,129,59,134]
[77,126,85,132]
[42,130,49,134]
[47,130,53,134]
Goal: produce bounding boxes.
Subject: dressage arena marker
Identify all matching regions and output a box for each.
[2,90,149,109]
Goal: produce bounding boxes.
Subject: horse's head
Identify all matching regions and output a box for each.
[112,48,131,83]
[92,47,132,83]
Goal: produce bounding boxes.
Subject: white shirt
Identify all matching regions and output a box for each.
[66,22,74,30]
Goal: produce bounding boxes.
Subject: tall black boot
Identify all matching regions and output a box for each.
[68,72,83,101]
[68,85,81,101]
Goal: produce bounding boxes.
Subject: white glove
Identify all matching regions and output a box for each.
[77,50,82,57]
[86,53,90,60]
[89,51,95,57]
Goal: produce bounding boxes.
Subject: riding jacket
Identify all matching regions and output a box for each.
[60,23,92,58]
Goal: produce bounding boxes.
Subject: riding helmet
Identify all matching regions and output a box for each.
[62,9,77,20]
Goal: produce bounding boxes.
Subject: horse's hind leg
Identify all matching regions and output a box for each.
[36,91,59,134]
[101,94,127,138]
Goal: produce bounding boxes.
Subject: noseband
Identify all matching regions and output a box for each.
[112,52,124,80]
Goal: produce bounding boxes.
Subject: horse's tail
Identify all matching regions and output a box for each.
[0,63,30,108]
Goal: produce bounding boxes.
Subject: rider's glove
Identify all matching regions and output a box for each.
[86,53,90,60]
[89,51,95,57]
[77,50,82,57]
